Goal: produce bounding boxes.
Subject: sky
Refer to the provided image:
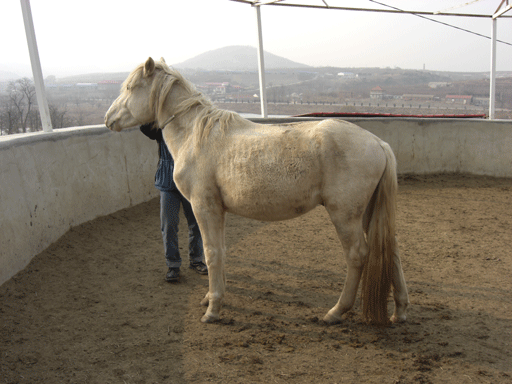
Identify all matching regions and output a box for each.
[1,0,511,78]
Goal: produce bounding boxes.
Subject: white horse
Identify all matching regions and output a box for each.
[105,58,409,325]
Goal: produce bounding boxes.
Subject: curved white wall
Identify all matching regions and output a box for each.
[356,118,512,177]
[0,125,159,286]
[1,118,511,286]
[255,117,512,177]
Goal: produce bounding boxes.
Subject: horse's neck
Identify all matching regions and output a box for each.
[159,87,198,158]
[161,83,197,125]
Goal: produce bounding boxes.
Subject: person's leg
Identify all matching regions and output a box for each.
[180,194,207,274]
[160,190,182,271]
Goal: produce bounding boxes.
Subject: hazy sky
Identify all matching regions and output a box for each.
[1,0,511,77]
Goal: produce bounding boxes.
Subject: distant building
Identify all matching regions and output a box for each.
[98,80,122,92]
[445,95,473,104]
[402,94,434,101]
[337,72,355,78]
[370,86,384,99]
[428,82,450,89]
[473,97,489,106]
[291,92,302,102]
[198,82,233,95]
[76,83,98,89]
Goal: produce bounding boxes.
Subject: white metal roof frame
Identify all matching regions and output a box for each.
[234,0,512,118]
[236,0,512,18]
[21,0,52,132]
[20,0,512,127]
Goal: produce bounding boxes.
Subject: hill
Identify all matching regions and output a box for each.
[173,45,311,71]
[57,46,309,83]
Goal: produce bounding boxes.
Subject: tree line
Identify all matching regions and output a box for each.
[0,78,70,135]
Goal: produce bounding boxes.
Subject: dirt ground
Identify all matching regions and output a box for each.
[1,174,511,384]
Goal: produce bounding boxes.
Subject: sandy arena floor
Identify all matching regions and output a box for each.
[1,174,511,384]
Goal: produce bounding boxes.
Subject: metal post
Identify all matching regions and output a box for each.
[254,5,268,118]
[489,17,497,120]
[20,0,53,132]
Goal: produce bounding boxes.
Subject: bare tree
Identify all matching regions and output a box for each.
[48,103,70,128]
[0,94,21,135]
[7,78,37,133]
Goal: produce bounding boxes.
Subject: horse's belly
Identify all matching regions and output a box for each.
[228,194,321,221]
[219,167,323,221]
[224,191,321,221]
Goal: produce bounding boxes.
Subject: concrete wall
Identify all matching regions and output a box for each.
[0,126,159,286]
[1,118,511,286]
[355,118,512,177]
[255,117,512,177]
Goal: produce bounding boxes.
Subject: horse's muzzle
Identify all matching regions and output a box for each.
[104,112,119,131]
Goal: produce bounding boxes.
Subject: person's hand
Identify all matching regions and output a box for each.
[140,122,156,130]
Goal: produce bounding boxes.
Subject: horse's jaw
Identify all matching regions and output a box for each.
[109,124,123,132]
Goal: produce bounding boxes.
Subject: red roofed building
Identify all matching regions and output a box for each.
[370,86,384,99]
[446,95,473,105]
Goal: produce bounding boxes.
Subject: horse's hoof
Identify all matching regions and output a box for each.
[200,297,209,306]
[201,313,220,323]
[323,313,342,325]
[390,314,406,323]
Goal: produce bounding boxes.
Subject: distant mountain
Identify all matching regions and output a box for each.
[173,45,311,71]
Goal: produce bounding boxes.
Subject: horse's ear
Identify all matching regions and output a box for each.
[144,57,155,77]
[160,57,166,64]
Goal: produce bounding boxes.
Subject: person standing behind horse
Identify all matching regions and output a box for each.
[140,122,208,282]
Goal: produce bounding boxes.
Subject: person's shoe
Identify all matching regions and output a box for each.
[189,261,208,275]
[165,267,180,282]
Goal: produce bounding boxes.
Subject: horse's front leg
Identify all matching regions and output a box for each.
[193,204,226,323]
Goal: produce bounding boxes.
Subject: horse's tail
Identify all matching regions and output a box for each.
[361,141,398,325]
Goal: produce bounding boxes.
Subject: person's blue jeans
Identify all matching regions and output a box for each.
[160,190,204,269]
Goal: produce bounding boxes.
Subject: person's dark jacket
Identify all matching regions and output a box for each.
[140,123,177,192]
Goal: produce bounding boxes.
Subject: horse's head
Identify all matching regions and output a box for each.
[105,57,162,132]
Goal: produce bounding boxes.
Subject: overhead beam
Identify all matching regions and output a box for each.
[495,0,509,14]
[493,4,512,18]
[253,0,284,5]
[435,0,485,15]
[230,0,507,18]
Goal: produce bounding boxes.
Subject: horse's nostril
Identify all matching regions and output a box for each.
[105,119,114,130]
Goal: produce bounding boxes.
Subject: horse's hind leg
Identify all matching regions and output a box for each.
[390,243,409,323]
[323,213,368,324]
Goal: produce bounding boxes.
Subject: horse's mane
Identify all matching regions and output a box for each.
[124,60,244,147]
